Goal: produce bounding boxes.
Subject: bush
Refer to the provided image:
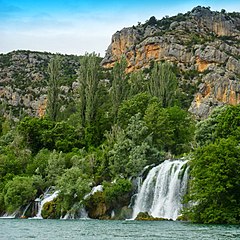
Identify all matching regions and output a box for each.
[104,179,133,207]
[4,176,37,213]
[184,137,240,224]
[41,198,61,219]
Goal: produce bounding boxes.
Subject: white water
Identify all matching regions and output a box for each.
[21,203,31,218]
[0,211,17,219]
[132,159,189,220]
[31,190,59,219]
[84,185,103,199]
[62,207,89,220]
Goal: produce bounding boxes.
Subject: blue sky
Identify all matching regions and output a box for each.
[0,0,239,56]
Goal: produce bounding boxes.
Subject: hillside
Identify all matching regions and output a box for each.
[102,6,240,118]
[0,7,239,119]
[1,6,240,224]
[0,50,81,119]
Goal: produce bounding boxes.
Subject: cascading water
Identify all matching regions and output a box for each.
[132,159,189,220]
[31,190,59,219]
[0,211,17,219]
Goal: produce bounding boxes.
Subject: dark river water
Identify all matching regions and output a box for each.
[1,219,240,240]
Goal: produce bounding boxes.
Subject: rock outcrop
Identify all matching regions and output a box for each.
[102,6,240,118]
[0,50,81,119]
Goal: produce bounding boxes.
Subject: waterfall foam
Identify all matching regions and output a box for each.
[31,190,59,219]
[132,159,189,220]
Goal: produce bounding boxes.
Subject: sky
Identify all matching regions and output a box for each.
[0,0,240,57]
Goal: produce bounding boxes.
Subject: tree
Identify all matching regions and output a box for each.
[167,106,195,155]
[18,117,82,153]
[110,56,129,121]
[117,92,157,128]
[195,105,240,147]
[46,150,67,185]
[46,55,61,121]
[77,52,100,128]
[57,167,92,211]
[109,113,160,178]
[184,137,240,224]
[128,70,147,97]
[148,62,178,108]
[144,102,173,152]
[144,103,195,155]
[4,176,37,213]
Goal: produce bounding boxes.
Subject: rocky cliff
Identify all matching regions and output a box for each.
[102,6,240,118]
[0,50,81,119]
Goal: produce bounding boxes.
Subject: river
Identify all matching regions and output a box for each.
[1,219,240,239]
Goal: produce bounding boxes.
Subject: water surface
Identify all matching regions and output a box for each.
[1,219,240,240]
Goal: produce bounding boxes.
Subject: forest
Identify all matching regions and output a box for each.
[0,53,239,223]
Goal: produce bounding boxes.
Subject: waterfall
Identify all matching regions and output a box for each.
[31,190,59,219]
[21,203,31,218]
[0,211,17,219]
[84,185,103,200]
[132,159,189,220]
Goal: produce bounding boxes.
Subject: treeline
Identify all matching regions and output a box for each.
[183,105,240,224]
[0,53,194,218]
[0,53,239,223]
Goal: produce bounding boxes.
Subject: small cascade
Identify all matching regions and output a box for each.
[132,159,189,220]
[0,211,17,219]
[62,207,88,220]
[84,185,103,199]
[21,203,31,218]
[31,190,59,219]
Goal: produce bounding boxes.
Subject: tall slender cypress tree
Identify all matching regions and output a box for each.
[110,56,129,121]
[46,55,61,121]
[77,52,100,128]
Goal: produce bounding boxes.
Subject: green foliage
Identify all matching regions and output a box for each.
[18,117,82,153]
[26,149,50,176]
[109,113,160,178]
[41,198,61,219]
[0,132,32,184]
[4,176,37,213]
[77,52,100,127]
[117,92,157,127]
[128,71,148,97]
[77,53,110,147]
[195,105,240,146]
[144,103,173,151]
[184,137,240,224]
[57,167,92,211]
[103,178,132,207]
[46,150,67,185]
[144,104,194,155]
[146,16,158,26]
[167,106,195,155]
[46,55,61,121]
[148,62,178,108]
[110,57,129,121]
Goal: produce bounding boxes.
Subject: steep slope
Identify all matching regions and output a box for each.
[102,6,240,118]
[0,50,81,119]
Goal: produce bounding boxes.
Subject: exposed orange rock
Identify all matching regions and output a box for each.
[216,84,240,105]
[202,83,211,97]
[38,99,47,118]
[145,44,160,60]
[196,57,212,72]
[195,94,202,108]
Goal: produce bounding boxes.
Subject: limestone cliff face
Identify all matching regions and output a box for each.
[102,6,240,118]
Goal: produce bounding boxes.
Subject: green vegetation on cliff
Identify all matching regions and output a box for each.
[0,52,239,223]
[0,54,195,218]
